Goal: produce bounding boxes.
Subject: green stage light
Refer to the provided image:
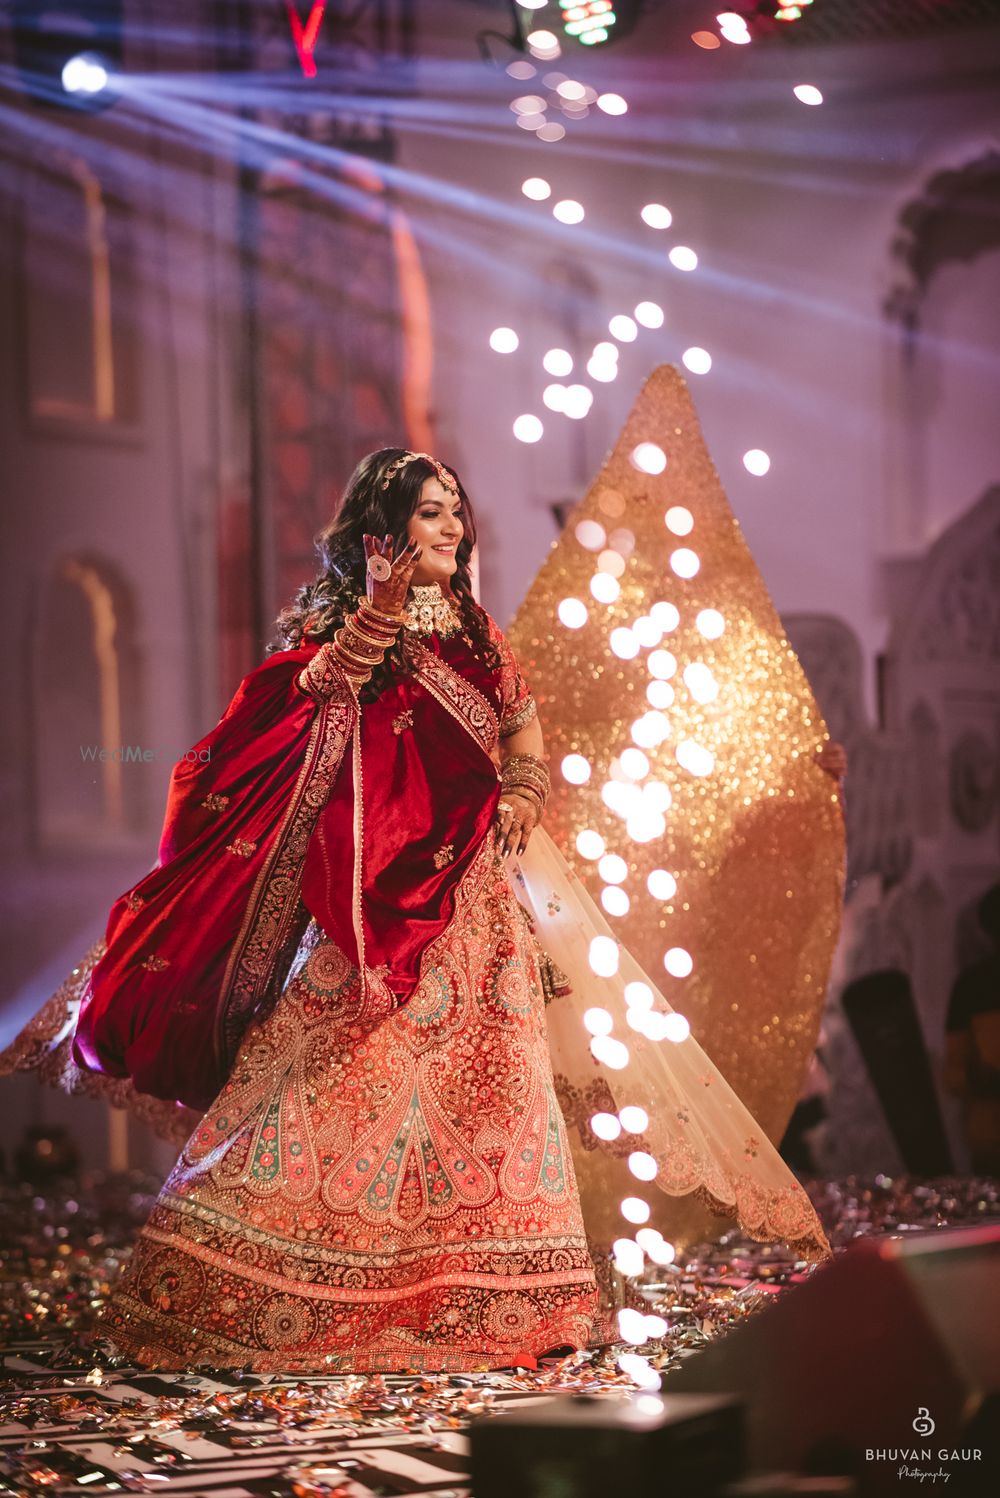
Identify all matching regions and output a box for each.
[559,1,618,47]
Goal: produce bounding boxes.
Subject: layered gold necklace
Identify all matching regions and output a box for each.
[403,583,462,639]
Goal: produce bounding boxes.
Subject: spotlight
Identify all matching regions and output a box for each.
[61,51,110,97]
[12,1,123,111]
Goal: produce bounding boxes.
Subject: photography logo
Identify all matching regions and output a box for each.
[865,1404,983,1484]
[913,1407,935,1437]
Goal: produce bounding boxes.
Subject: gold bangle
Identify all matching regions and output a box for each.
[351,624,396,651]
[333,639,375,672]
[357,598,406,628]
[337,630,381,660]
[353,609,399,638]
[342,627,386,656]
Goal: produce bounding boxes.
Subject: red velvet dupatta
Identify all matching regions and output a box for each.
[73,646,358,1111]
[70,614,519,1114]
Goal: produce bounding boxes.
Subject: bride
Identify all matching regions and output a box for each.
[2,447,833,1372]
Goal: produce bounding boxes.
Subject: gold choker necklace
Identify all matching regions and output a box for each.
[403,584,462,639]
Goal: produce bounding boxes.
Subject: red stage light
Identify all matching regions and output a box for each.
[286,1,327,78]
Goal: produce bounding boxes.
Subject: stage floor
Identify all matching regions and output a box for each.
[1,1173,997,1496]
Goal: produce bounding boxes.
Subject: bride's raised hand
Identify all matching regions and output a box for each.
[363,532,422,616]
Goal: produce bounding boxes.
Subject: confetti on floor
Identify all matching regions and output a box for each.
[1,1172,997,1495]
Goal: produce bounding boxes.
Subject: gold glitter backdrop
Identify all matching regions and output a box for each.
[510,365,845,1244]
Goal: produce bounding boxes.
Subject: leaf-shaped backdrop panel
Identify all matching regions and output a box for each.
[510,365,844,1245]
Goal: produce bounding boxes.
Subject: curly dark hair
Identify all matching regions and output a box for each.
[271,447,500,702]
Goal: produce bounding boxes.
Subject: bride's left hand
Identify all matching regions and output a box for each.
[495,791,539,858]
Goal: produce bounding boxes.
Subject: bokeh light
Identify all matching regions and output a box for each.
[669,246,698,271]
[576,828,605,859]
[620,1196,651,1225]
[544,346,573,376]
[632,615,663,648]
[620,748,650,781]
[647,868,677,900]
[665,505,694,536]
[682,346,712,374]
[640,203,672,229]
[602,885,630,917]
[696,607,726,639]
[628,1150,658,1181]
[610,626,640,660]
[597,92,628,115]
[513,413,543,443]
[664,946,694,978]
[561,752,591,783]
[793,83,824,106]
[558,597,588,629]
[648,648,677,679]
[575,518,606,550]
[635,300,664,328]
[631,441,667,475]
[743,448,771,475]
[599,852,629,883]
[583,1005,614,1036]
[663,1012,692,1042]
[489,327,518,352]
[563,383,594,419]
[613,1238,645,1276]
[670,547,700,579]
[651,601,680,632]
[589,935,620,977]
[590,1111,621,1141]
[553,198,585,224]
[683,661,719,703]
[609,314,638,342]
[676,739,715,776]
[591,572,620,603]
[591,1034,629,1068]
[619,1104,649,1131]
[521,176,552,200]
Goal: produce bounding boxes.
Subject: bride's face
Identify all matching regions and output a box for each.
[406,476,464,587]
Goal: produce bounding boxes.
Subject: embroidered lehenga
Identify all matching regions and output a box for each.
[2,588,831,1371]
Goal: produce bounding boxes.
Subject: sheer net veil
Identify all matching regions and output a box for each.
[511,827,831,1263]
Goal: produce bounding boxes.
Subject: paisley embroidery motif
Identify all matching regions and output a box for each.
[102,840,598,1371]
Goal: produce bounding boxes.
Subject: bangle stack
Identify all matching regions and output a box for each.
[501,752,550,816]
[332,597,406,691]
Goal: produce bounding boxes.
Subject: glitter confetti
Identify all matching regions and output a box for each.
[1,1171,996,1495]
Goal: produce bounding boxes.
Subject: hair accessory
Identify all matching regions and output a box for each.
[380,451,459,497]
[366,554,392,582]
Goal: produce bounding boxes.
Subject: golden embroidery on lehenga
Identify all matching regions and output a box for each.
[201,794,230,812]
[433,842,455,869]
[101,838,599,1372]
